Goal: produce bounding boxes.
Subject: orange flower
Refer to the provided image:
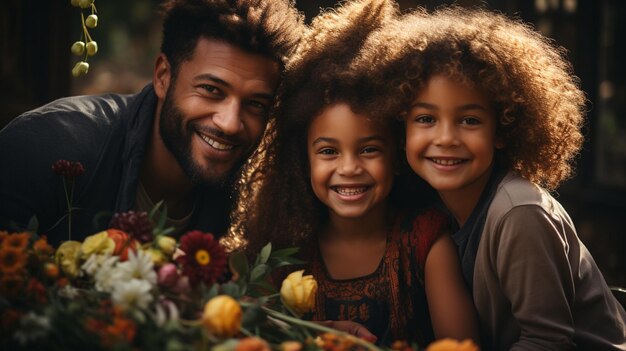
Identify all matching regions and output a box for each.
[426,339,480,351]
[0,231,8,246]
[33,235,54,257]
[0,246,28,274]
[1,232,30,251]
[106,229,139,261]
[202,295,242,338]
[235,337,271,351]
[0,273,24,298]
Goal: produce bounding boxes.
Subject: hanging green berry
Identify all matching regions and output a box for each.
[70,0,98,77]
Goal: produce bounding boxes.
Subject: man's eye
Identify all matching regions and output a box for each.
[248,100,269,112]
[200,85,221,95]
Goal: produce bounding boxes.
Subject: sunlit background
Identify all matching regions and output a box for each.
[1,0,624,285]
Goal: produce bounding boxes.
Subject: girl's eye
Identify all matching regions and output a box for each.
[414,115,435,123]
[318,148,337,155]
[461,116,481,125]
[361,146,381,154]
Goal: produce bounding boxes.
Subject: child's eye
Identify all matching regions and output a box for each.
[414,115,435,124]
[461,116,481,125]
[318,148,337,155]
[361,146,381,154]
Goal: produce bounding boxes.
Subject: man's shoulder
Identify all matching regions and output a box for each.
[8,92,137,131]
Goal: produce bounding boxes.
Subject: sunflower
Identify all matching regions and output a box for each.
[176,231,227,287]
[0,246,28,274]
[1,232,30,251]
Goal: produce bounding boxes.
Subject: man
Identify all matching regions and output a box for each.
[0,0,303,244]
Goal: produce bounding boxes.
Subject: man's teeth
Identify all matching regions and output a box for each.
[333,186,368,196]
[431,158,464,165]
[199,134,234,150]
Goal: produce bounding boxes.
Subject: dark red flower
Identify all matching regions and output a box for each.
[109,211,154,243]
[176,231,227,287]
[52,160,85,180]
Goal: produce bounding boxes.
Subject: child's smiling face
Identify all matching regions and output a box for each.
[404,74,504,197]
[307,103,395,220]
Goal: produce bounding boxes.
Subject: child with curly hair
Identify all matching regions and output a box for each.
[352,6,626,350]
[228,0,479,346]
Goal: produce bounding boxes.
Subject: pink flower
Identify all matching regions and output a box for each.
[157,263,180,288]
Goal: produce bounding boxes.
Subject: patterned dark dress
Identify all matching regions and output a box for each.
[305,208,446,346]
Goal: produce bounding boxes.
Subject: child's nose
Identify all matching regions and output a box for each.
[338,155,362,176]
[434,122,459,146]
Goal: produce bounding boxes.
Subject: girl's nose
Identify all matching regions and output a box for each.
[434,121,459,147]
[338,154,362,176]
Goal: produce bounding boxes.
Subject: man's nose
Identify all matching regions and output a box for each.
[213,99,243,135]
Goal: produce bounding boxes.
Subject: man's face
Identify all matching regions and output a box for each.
[158,38,280,185]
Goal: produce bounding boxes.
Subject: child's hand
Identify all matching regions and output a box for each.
[318,320,378,343]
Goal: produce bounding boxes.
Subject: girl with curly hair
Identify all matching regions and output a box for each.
[229,0,479,346]
[352,6,626,350]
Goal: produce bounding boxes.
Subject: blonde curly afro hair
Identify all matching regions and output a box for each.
[351,6,586,190]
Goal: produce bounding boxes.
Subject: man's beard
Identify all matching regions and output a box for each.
[159,87,247,187]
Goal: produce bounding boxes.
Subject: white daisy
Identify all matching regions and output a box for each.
[115,250,157,286]
[111,278,153,311]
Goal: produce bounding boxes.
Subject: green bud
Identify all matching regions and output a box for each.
[72,61,89,77]
[86,41,98,56]
[70,0,80,7]
[85,14,98,28]
[71,41,85,56]
[78,0,94,9]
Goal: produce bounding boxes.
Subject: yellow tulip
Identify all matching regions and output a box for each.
[202,295,242,338]
[426,339,480,351]
[280,270,317,316]
[80,231,115,259]
[157,236,177,256]
[55,241,82,278]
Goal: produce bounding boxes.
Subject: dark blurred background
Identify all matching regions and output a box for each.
[1,0,624,285]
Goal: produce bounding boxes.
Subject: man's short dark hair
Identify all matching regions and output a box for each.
[160,0,302,78]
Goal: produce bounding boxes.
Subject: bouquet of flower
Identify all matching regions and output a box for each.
[0,161,479,351]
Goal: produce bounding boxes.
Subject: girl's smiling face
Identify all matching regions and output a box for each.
[307,103,396,220]
[404,74,504,198]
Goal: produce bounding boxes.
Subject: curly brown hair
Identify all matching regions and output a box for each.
[160,0,304,78]
[351,6,586,191]
[223,0,429,254]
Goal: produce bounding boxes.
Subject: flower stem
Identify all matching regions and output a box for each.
[62,178,73,240]
[261,306,383,351]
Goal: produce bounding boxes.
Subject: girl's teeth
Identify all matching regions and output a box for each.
[432,158,463,165]
[334,187,367,196]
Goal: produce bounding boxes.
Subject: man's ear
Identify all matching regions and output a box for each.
[153,54,171,100]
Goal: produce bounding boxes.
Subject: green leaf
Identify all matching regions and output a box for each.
[26,215,39,233]
[250,264,269,282]
[149,200,165,219]
[270,247,300,258]
[258,242,272,264]
[229,251,249,278]
[220,281,241,298]
[156,203,168,230]
[249,280,277,296]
